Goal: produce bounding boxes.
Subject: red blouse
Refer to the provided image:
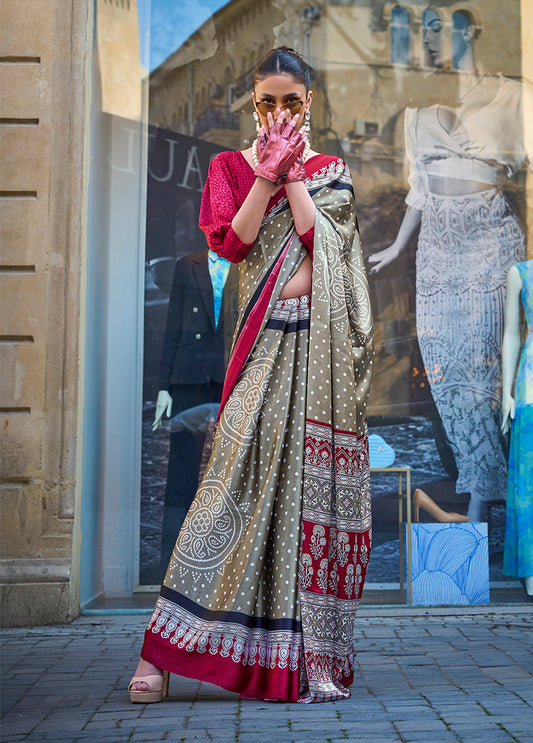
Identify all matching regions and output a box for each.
[199,151,337,262]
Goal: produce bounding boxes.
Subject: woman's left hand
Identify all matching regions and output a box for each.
[254,108,306,184]
[283,114,307,183]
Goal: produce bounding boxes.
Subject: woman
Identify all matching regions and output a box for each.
[129,47,373,705]
[369,15,526,520]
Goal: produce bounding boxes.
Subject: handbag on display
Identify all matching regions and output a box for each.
[368,433,395,468]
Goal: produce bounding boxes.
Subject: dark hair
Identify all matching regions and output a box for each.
[253,47,312,93]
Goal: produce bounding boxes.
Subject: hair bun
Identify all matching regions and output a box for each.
[275,46,304,58]
[253,47,312,92]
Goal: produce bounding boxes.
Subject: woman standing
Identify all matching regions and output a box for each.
[129,47,373,704]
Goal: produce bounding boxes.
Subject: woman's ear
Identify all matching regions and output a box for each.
[306,90,313,111]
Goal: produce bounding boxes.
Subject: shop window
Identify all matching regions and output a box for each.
[85,0,529,609]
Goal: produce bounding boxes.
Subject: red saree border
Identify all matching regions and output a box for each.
[298,417,372,702]
[141,595,302,702]
[300,526,371,600]
[142,633,301,702]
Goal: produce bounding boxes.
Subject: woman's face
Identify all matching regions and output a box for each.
[422,10,443,67]
[252,73,312,131]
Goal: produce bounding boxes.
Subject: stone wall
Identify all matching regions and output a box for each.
[0,0,91,626]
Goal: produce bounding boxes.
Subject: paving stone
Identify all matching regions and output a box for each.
[399,735,460,743]
[1,608,532,742]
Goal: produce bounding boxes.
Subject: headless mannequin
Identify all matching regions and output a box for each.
[369,22,522,522]
[501,264,533,596]
[153,250,231,574]
[153,249,231,431]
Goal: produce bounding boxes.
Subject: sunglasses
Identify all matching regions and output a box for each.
[255,99,306,116]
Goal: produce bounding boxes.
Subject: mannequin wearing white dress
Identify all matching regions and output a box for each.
[370,17,526,520]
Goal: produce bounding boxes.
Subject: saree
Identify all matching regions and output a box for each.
[141,155,374,703]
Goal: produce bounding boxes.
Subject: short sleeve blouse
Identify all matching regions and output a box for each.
[404,76,527,211]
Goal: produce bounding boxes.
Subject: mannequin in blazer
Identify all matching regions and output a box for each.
[154,249,238,576]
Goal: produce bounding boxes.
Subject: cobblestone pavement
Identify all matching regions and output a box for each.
[1,606,532,743]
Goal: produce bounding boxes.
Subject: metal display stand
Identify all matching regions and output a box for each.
[370,467,412,604]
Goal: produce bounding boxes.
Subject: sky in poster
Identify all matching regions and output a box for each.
[137,0,228,71]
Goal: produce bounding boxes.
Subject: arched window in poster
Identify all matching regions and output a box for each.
[453,10,474,71]
[390,6,411,66]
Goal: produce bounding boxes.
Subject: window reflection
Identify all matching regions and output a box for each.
[130,0,530,602]
[453,10,474,71]
[391,5,411,66]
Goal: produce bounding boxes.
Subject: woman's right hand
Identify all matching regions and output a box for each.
[368,243,402,274]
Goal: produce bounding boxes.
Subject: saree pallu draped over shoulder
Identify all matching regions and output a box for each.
[141,156,374,703]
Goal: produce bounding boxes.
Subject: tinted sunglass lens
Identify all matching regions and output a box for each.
[257,101,304,115]
[257,102,275,114]
[287,101,303,112]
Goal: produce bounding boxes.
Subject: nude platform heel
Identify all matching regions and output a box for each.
[413,488,471,524]
[128,670,170,703]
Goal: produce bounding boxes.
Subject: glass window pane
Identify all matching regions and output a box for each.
[86,0,531,609]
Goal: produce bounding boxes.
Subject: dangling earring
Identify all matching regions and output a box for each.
[252,111,261,166]
[300,109,311,161]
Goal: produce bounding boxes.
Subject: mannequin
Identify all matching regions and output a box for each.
[153,249,237,576]
[369,13,526,521]
[501,261,533,596]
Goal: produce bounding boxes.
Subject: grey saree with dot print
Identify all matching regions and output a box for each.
[141,156,373,703]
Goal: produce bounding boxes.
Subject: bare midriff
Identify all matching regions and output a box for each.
[280,253,313,299]
[428,176,496,196]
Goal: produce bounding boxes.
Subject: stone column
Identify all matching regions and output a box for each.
[0,0,91,626]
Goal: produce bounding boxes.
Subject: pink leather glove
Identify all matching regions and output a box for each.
[284,134,308,183]
[254,121,306,184]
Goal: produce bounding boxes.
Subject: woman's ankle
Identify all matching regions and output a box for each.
[135,658,163,677]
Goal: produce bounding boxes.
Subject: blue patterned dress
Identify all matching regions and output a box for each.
[503,260,533,579]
